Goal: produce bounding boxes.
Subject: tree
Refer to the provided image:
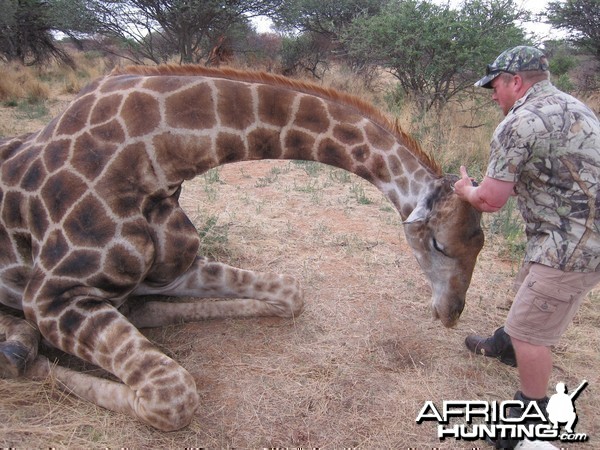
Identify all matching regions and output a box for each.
[273,0,384,37]
[271,0,385,79]
[546,0,600,60]
[87,0,282,64]
[0,0,84,66]
[47,0,99,40]
[280,32,331,78]
[341,0,528,110]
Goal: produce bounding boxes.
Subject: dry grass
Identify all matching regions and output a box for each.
[0,60,599,449]
[0,52,118,137]
[0,62,50,103]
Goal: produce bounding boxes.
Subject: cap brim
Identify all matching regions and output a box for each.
[474,72,500,89]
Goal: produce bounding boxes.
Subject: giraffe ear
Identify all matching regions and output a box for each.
[403,200,430,224]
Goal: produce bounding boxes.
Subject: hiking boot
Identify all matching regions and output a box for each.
[465,326,517,367]
[488,390,550,449]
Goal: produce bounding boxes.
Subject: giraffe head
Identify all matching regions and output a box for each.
[403,175,484,327]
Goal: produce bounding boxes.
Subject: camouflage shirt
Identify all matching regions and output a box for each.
[487,80,600,272]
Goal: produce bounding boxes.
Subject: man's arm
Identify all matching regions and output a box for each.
[454,166,515,213]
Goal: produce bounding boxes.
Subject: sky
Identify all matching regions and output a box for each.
[516,0,567,40]
[252,0,566,41]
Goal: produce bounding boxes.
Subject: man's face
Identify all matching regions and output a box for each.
[491,73,517,116]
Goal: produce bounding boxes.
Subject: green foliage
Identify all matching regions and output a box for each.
[293,160,324,177]
[546,0,600,60]
[197,214,230,259]
[47,0,98,37]
[382,83,406,115]
[547,43,578,93]
[342,0,528,111]
[280,33,330,78]
[273,0,385,36]
[15,99,49,120]
[86,0,279,64]
[549,52,577,76]
[488,197,526,265]
[0,0,75,66]
[554,73,576,93]
[273,0,386,77]
[350,182,373,204]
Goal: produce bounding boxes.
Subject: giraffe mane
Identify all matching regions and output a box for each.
[113,65,442,176]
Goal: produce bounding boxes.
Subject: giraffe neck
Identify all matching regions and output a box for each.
[53,67,443,219]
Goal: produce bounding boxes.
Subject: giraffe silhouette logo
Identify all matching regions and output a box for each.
[546,380,588,434]
[415,380,590,444]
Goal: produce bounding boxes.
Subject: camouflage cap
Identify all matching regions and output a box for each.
[475,46,549,89]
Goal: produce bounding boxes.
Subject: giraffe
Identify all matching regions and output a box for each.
[0,65,484,431]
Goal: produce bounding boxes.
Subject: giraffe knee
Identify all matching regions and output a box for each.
[134,368,200,431]
[0,340,37,378]
[0,316,40,378]
[276,276,304,318]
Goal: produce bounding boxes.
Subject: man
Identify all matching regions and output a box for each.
[454,46,600,449]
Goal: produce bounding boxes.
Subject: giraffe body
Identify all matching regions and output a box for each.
[0,66,483,430]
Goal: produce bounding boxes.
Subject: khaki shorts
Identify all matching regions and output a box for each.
[505,262,600,346]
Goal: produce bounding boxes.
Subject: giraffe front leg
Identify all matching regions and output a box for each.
[0,310,40,378]
[128,256,304,328]
[31,299,199,431]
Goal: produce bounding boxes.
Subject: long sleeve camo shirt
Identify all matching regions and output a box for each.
[486,80,600,272]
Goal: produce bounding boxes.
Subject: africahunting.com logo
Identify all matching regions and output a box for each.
[416,380,589,446]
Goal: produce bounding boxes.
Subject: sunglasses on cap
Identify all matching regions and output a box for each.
[486,51,519,76]
[486,64,516,76]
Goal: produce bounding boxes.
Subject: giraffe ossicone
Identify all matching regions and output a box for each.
[0,65,484,430]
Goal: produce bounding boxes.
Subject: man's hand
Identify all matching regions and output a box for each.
[454,166,476,199]
[454,166,515,213]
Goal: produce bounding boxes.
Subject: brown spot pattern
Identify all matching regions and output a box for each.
[54,250,101,278]
[121,92,161,137]
[216,132,246,164]
[102,243,144,287]
[283,129,315,160]
[388,154,404,177]
[257,85,294,127]
[90,95,123,125]
[44,139,70,172]
[90,120,126,143]
[153,133,214,181]
[28,197,48,240]
[39,230,69,270]
[63,195,116,247]
[41,170,88,223]
[365,122,395,150]
[165,83,215,130]
[96,143,156,217]
[295,96,329,133]
[369,154,392,183]
[247,128,283,160]
[2,191,26,228]
[216,80,254,130]
[318,138,353,171]
[71,133,116,181]
[21,158,46,192]
[56,94,95,136]
[2,146,39,187]
[99,76,140,94]
[0,227,16,266]
[351,145,370,163]
[143,76,191,93]
[334,124,363,145]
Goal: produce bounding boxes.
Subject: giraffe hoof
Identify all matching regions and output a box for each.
[0,341,34,378]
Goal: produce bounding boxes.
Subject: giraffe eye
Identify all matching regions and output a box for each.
[432,238,447,255]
